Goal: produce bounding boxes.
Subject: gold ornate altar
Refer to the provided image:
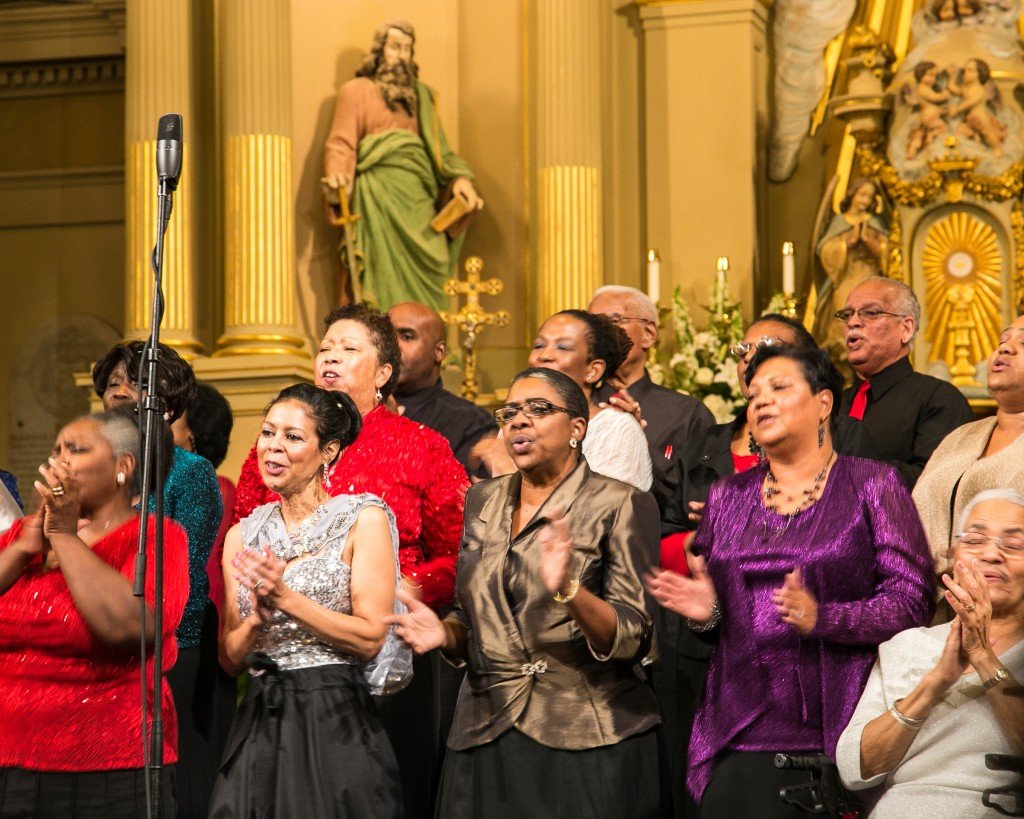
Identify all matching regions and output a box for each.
[810,1,1024,397]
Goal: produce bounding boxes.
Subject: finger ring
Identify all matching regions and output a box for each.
[964,602,976,612]
[793,609,805,621]
[254,579,265,590]
[51,484,65,497]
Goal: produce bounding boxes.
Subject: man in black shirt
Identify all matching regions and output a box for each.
[838,276,973,488]
[589,285,714,506]
[388,301,497,476]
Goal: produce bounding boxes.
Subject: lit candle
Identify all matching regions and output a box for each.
[782,241,795,294]
[715,256,729,294]
[647,249,661,303]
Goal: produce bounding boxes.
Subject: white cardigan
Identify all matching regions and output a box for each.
[836,621,1024,818]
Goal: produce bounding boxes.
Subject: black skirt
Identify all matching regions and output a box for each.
[209,661,402,819]
[437,726,669,819]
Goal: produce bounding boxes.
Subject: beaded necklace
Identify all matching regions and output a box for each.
[761,452,835,535]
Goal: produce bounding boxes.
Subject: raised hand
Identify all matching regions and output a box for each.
[942,559,992,661]
[35,457,81,539]
[923,617,967,694]
[234,545,288,608]
[385,589,446,654]
[538,509,573,596]
[645,552,718,623]
[772,567,818,636]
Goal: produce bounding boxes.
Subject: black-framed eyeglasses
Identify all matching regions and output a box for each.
[605,314,655,327]
[493,399,574,425]
[834,307,904,323]
[729,336,783,359]
[955,531,1024,558]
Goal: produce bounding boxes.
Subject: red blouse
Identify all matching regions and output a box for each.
[0,516,189,771]
[232,405,468,611]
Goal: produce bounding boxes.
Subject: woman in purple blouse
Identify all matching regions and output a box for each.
[647,344,934,817]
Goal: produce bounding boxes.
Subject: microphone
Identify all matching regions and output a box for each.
[155,113,183,190]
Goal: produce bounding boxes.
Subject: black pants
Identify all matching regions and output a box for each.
[0,766,175,818]
[700,751,815,818]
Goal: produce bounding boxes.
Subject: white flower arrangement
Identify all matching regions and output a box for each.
[650,271,745,423]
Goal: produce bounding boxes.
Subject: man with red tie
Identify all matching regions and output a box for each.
[838,276,973,488]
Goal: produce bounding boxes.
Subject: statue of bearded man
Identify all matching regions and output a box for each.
[323,21,483,310]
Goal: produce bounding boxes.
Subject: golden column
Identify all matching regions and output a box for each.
[532,0,606,322]
[124,0,201,354]
[213,0,305,356]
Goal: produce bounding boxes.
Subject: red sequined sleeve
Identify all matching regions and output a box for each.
[230,444,277,525]
[406,434,469,611]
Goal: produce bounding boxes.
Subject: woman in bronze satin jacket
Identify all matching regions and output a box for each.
[389,366,666,818]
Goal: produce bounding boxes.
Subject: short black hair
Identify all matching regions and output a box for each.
[91,340,197,423]
[322,303,402,400]
[553,309,633,389]
[745,344,844,433]
[754,313,818,349]
[188,382,234,469]
[267,384,362,464]
[510,367,590,426]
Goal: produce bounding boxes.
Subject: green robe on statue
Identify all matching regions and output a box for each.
[350,82,473,311]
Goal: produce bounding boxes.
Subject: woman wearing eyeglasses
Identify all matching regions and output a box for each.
[474,310,653,492]
[647,343,933,816]
[388,366,667,817]
[837,488,1024,817]
[913,316,1024,608]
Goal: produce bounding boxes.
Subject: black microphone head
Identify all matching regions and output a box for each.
[156,113,183,188]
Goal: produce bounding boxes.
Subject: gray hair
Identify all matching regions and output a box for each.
[860,276,921,335]
[957,487,1024,535]
[88,410,141,494]
[591,285,657,323]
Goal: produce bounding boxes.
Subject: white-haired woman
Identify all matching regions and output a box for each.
[837,488,1024,817]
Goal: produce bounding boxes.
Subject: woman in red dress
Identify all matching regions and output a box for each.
[231,302,468,818]
[0,409,188,816]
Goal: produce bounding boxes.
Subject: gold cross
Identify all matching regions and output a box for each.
[440,256,510,400]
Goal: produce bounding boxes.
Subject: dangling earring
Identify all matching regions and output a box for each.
[748,432,765,464]
[322,462,332,491]
[375,389,383,403]
[116,471,126,487]
[817,422,825,449]
[569,437,578,449]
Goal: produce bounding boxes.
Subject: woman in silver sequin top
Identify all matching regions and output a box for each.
[210,384,402,818]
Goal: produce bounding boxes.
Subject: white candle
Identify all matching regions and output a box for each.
[782,241,795,294]
[647,249,661,303]
[715,256,729,295]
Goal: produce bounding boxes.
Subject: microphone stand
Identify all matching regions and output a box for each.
[135,173,174,819]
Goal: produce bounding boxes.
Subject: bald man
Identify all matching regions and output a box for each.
[389,302,497,475]
[589,286,713,507]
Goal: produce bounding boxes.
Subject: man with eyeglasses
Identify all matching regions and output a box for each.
[589,286,714,505]
[838,277,973,488]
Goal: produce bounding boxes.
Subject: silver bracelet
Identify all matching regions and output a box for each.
[889,702,925,732]
[686,600,722,633]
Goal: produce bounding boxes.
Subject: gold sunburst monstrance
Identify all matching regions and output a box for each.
[922,212,1003,386]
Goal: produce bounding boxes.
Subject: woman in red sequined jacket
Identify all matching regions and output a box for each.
[229,302,468,817]
[0,410,188,815]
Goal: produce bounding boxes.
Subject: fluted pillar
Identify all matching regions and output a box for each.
[124,0,201,354]
[532,0,606,322]
[214,0,304,356]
